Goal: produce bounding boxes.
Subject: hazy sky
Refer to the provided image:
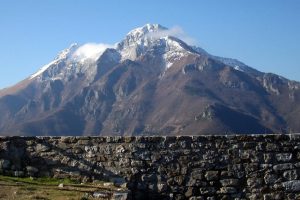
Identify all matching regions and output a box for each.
[0,0,299,89]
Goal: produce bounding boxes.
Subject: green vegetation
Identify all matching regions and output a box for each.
[0,175,119,200]
[0,175,79,185]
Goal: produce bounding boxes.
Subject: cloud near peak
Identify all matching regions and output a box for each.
[72,43,114,62]
[146,25,197,45]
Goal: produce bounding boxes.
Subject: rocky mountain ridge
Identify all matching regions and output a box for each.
[0,24,299,136]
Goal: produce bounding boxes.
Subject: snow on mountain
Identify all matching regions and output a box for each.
[117,24,195,69]
[30,24,263,83]
[191,46,262,76]
[2,23,300,136]
[29,42,115,82]
[30,43,78,79]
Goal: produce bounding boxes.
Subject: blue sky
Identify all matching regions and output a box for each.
[0,0,299,89]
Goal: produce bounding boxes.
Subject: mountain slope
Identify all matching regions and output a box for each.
[0,24,300,136]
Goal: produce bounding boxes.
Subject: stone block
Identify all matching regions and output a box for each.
[0,159,10,169]
[13,171,24,177]
[282,180,300,192]
[205,171,219,181]
[199,187,216,195]
[35,143,51,152]
[247,177,263,188]
[283,170,298,181]
[189,196,204,200]
[220,179,239,187]
[218,187,237,194]
[276,153,293,162]
[265,143,279,152]
[264,173,278,185]
[273,163,294,172]
[263,153,273,163]
[26,166,39,176]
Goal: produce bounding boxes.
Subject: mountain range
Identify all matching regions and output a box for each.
[0,24,299,136]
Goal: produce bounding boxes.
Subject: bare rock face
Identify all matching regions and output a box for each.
[1,24,300,136]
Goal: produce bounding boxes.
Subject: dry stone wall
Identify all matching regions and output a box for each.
[1,135,300,199]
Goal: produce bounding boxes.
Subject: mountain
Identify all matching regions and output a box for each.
[0,24,300,136]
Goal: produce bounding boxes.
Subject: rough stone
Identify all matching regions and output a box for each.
[0,159,10,169]
[205,171,219,181]
[112,191,129,200]
[263,193,283,200]
[220,179,239,187]
[189,197,204,200]
[247,177,263,188]
[13,171,24,177]
[276,153,293,162]
[282,180,300,192]
[26,166,39,176]
[218,187,237,194]
[157,183,168,192]
[0,135,300,199]
[35,144,51,152]
[283,170,298,181]
[273,163,294,172]
[199,187,216,195]
[185,187,194,197]
[264,173,278,185]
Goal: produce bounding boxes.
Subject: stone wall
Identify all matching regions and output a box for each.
[1,135,300,199]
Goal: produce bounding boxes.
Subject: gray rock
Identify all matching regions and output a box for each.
[273,163,294,172]
[0,159,10,169]
[264,173,278,185]
[157,183,168,192]
[135,151,151,161]
[103,145,112,155]
[185,187,194,197]
[130,160,143,167]
[276,153,292,162]
[13,171,24,177]
[207,196,216,200]
[199,187,216,195]
[189,197,204,200]
[93,191,110,198]
[220,179,239,187]
[263,193,283,200]
[141,173,156,182]
[26,166,39,175]
[205,171,219,181]
[70,171,81,177]
[283,170,298,181]
[265,143,278,151]
[263,153,273,163]
[116,145,126,154]
[218,187,237,194]
[35,144,50,152]
[295,162,300,168]
[282,180,300,192]
[191,168,203,180]
[73,147,83,154]
[112,191,129,200]
[247,177,263,188]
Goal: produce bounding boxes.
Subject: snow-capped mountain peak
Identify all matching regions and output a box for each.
[117,24,194,66]
[55,43,78,60]
[125,23,167,42]
[2,24,300,137]
[30,43,78,79]
[29,24,262,82]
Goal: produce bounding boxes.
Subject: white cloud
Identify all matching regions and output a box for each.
[72,43,114,62]
[146,25,197,45]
